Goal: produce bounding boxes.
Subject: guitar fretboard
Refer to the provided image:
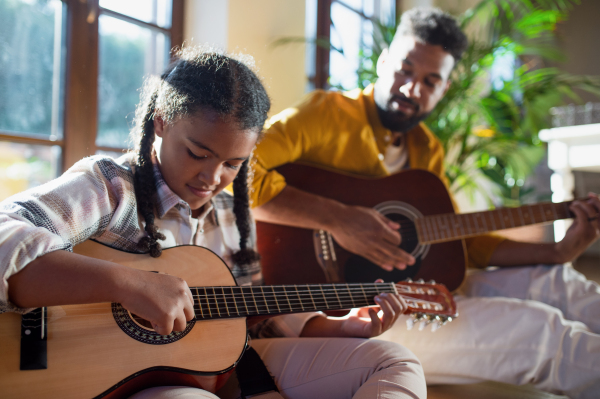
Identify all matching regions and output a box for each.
[416,201,574,244]
[191,283,395,320]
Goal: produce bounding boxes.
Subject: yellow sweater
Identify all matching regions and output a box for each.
[252,85,505,269]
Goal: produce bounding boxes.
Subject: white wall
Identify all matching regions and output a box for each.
[183,0,307,115]
[183,0,229,50]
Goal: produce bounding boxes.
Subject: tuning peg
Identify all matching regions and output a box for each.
[427,279,436,284]
[406,313,424,330]
[418,314,435,331]
[416,279,424,284]
[430,315,443,332]
[405,278,413,283]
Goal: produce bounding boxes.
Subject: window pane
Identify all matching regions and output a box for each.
[0,0,66,138]
[97,15,170,148]
[100,0,172,28]
[0,142,61,201]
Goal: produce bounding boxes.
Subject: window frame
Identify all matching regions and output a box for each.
[0,0,184,172]
[313,0,402,90]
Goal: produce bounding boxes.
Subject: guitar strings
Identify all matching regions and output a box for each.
[17,292,447,326]
[14,286,438,317]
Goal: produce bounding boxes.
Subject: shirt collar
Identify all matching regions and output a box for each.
[362,84,431,150]
[151,158,216,223]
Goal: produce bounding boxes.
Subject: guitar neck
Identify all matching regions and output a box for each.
[416,200,574,244]
[191,283,396,320]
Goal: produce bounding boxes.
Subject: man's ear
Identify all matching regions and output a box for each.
[153,114,165,138]
[376,47,389,78]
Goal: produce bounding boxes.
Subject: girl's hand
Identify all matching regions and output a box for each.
[117,268,196,336]
[300,280,408,338]
[339,292,407,338]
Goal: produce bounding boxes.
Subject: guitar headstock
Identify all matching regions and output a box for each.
[395,278,457,332]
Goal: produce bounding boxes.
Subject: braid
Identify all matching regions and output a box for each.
[231,159,261,265]
[134,90,166,257]
[131,47,270,264]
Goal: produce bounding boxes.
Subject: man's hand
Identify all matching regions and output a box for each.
[253,185,415,272]
[328,204,415,271]
[489,193,600,267]
[554,193,600,263]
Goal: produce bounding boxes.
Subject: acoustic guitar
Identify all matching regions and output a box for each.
[0,240,457,399]
[256,164,574,291]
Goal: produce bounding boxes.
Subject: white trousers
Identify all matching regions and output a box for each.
[131,337,426,399]
[378,264,600,399]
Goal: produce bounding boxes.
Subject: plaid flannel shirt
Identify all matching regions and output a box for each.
[0,155,317,337]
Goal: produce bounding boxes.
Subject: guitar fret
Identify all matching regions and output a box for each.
[443,215,453,239]
[488,211,497,231]
[429,216,439,240]
[527,205,535,225]
[282,286,294,312]
[221,287,230,316]
[435,216,445,239]
[229,287,239,316]
[307,285,317,310]
[319,285,329,308]
[239,287,249,315]
[360,284,369,305]
[346,284,357,308]
[422,218,432,242]
[332,285,343,308]
[271,286,281,313]
[538,204,547,223]
[212,287,221,317]
[260,287,271,314]
[471,214,479,234]
[204,288,212,318]
[517,206,525,226]
[479,213,488,233]
[195,287,204,318]
[550,203,559,221]
[294,285,305,311]
[449,215,459,238]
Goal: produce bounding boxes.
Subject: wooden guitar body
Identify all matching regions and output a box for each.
[0,241,247,399]
[256,164,467,291]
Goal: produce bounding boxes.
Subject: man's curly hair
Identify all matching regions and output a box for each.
[395,7,468,63]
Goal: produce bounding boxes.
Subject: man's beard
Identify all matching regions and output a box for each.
[376,95,431,133]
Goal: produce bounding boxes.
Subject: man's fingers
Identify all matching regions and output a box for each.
[373,245,415,270]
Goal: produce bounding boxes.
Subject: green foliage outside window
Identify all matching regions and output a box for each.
[276,0,600,207]
[357,0,600,207]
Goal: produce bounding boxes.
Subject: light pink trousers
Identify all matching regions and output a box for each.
[379,264,600,399]
[130,338,426,399]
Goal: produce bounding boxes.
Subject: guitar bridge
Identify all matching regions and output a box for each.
[313,230,341,282]
[20,307,47,370]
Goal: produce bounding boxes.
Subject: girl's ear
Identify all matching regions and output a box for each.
[153,114,165,138]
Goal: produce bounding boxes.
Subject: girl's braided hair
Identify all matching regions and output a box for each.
[130,47,270,264]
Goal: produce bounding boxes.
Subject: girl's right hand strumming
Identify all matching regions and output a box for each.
[117,268,196,336]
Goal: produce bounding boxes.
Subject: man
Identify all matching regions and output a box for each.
[250,7,600,399]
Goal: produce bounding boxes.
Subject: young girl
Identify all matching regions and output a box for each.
[0,48,426,399]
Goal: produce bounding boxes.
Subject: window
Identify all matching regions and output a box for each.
[0,0,182,201]
[308,0,398,90]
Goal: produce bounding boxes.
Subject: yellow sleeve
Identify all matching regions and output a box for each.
[250,91,329,208]
[415,125,506,268]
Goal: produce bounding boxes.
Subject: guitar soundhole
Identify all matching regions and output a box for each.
[344,213,422,283]
[112,303,195,345]
[130,313,154,330]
